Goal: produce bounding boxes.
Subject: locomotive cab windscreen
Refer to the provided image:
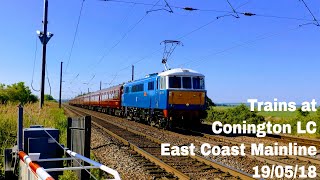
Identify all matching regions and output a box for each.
[157,68,206,109]
[157,68,205,90]
[167,76,205,90]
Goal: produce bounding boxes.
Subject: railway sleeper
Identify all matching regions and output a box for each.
[148,170,168,174]
[151,173,176,179]
[198,165,214,171]
[144,167,163,171]
[142,163,158,167]
[165,161,199,167]
[67,105,255,180]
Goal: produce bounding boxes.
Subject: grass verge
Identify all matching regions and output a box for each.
[0,102,69,179]
[206,105,320,138]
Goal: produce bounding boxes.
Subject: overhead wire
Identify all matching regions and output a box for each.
[70,3,135,84]
[102,0,319,77]
[98,0,318,22]
[93,0,161,67]
[45,63,52,95]
[74,0,162,90]
[64,0,86,74]
[66,0,160,93]
[119,2,136,25]
[31,36,40,92]
[98,6,223,82]
[299,0,320,26]
[64,1,319,98]
[225,0,240,18]
[69,0,316,82]
[89,0,217,84]
[180,25,303,68]
[70,1,237,89]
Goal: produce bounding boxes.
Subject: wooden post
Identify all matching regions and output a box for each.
[81,116,91,180]
[17,105,23,151]
[59,62,63,108]
[66,117,72,166]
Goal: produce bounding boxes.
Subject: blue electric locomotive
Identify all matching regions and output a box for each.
[122,68,206,127]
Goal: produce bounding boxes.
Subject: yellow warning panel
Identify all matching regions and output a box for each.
[168,91,205,105]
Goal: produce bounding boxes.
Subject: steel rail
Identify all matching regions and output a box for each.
[64,105,256,180]
[177,127,320,162]
[65,105,188,179]
[176,127,320,177]
[264,134,320,148]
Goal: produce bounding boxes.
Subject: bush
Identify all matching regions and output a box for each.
[207,104,264,125]
[206,95,215,107]
[0,82,38,104]
[0,102,67,178]
[45,94,56,102]
[297,107,310,117]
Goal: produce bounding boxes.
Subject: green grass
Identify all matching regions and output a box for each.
[0,102,70,179]
[206,105,320,138]
[0,102,106,179]
[257,110,298,118]
[258,110,316,118]
[210,106,316,119]
[209,106,234,110]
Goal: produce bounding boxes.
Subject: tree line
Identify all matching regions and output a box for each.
[0,82,38,104]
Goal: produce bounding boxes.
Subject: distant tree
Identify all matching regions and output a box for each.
[76,92,88,97]
[0,84,8,104]
[44,94,55,101]
[2,82,38,104]
[206,95,215,107]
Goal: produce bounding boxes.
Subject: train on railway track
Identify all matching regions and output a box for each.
[69,68,207,128]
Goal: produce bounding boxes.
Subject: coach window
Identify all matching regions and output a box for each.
[182,77,191,89]
[193,77,205,89]
[169,76,181,88]
[148,81,154,90]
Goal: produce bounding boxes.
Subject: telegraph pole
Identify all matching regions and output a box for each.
[131,65,134,81]
[59,62,63,108]
[39,0,53,108]
[100,81,102,90]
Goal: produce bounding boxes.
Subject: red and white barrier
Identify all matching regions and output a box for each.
[19,151,54,180]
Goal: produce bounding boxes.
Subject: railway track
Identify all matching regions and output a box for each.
[64,104,255,180]
[265,133,320,150]
[174,127,320,178]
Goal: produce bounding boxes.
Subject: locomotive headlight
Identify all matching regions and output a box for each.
[202,93,205,97]
[169,92,172,96]
[186,103,190,106]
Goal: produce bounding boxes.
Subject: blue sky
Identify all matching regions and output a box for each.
[0,0,319,103]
